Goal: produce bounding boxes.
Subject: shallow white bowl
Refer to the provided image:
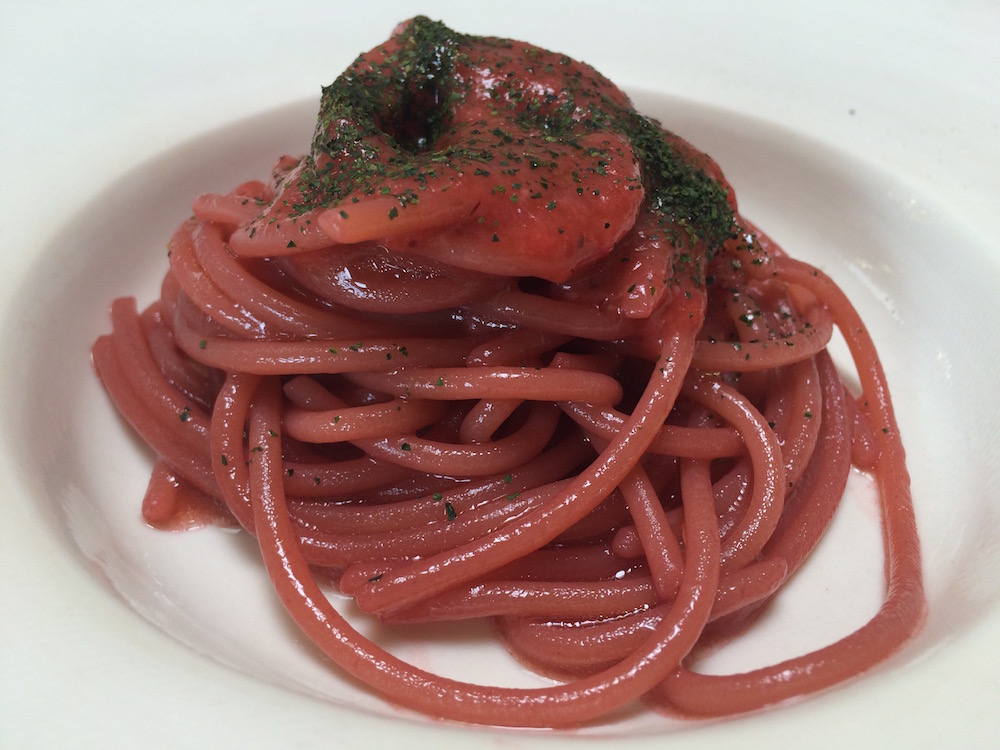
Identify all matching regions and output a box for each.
[3,90,999,746]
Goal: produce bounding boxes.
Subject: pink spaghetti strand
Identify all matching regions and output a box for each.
[248,373,724,727]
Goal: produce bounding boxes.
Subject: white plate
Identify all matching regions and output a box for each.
[2,2,998,748]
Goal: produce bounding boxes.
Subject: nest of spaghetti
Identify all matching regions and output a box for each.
[92,17,923,729]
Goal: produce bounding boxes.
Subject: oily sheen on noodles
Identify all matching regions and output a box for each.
[91,16,925,728]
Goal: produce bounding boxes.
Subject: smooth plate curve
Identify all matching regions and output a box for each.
[3,93,999,744]
[2,3,998,748]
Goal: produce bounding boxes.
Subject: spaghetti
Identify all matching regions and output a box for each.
[92,17,925,728]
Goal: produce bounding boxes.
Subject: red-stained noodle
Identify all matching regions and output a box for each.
[91,17,924,728]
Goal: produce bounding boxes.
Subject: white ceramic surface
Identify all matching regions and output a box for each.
[2,2,998,748]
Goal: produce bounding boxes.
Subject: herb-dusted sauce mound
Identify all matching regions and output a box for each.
[236,16,735,282]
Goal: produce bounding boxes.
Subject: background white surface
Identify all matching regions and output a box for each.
[2,1,998,748]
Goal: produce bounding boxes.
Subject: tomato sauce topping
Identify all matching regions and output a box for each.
[232,17,735,283]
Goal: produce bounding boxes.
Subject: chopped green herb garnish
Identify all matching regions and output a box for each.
[286,15,734,264]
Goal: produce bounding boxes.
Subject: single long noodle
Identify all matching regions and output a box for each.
[91,16,924,729]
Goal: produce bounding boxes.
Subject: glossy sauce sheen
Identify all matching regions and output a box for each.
[231,17,734,282]
[92,16,924,729]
